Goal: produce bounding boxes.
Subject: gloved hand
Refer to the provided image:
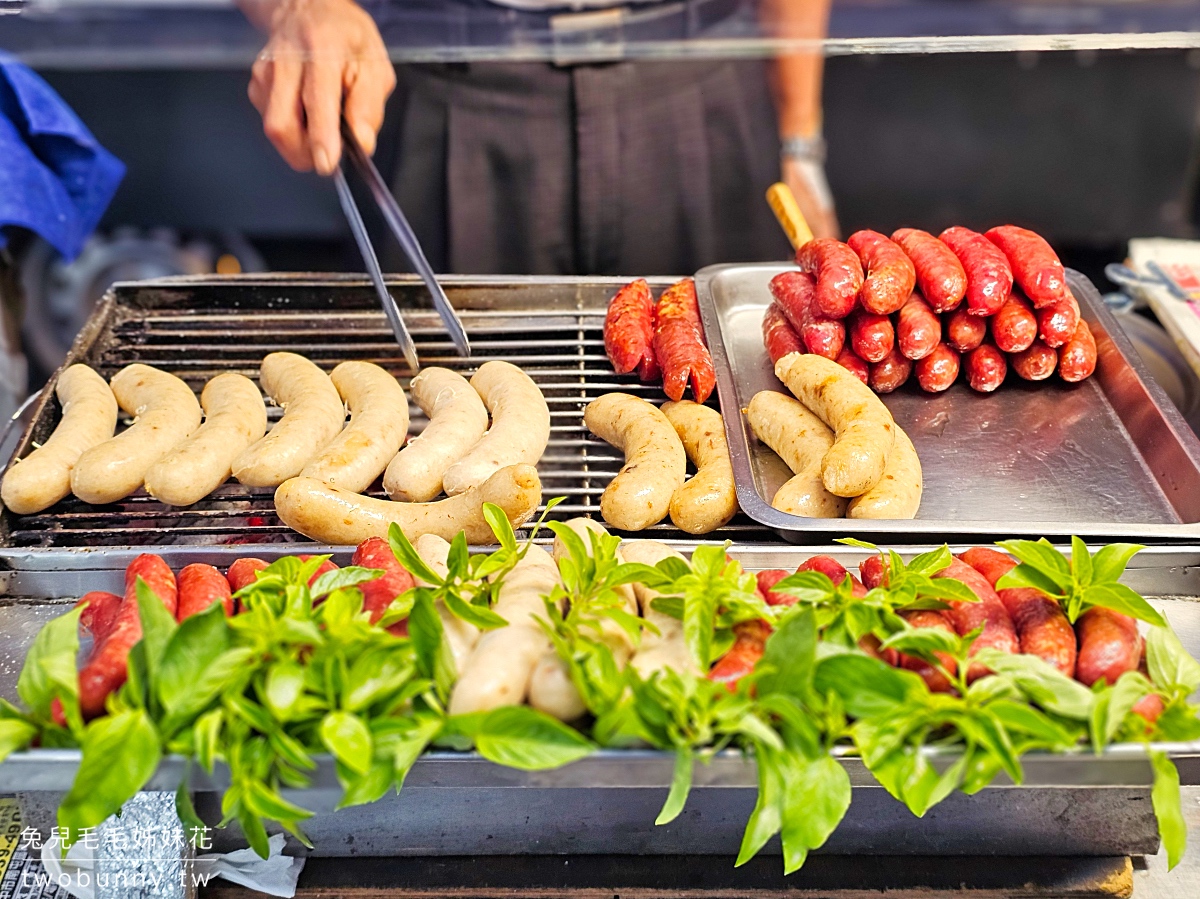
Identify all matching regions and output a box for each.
[241,0,395,175]
[781,137,839,240]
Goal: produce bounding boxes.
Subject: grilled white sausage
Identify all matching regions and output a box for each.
[746,391,846,518]
[70,364,202,505]
[274,464,542,545]
[441,361,550,495]
[847,425,923,519]
[300,361,409,493]
[143,373,267,506]
[232,352,345,487]
[2,365,118,514]
[585,393,686,531]
[449,546,561,714]
[661,400,737,534]
[384,367,487,502]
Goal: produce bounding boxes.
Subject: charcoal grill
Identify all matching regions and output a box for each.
[0,274,777,582]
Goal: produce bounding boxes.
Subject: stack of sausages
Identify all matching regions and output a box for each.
[711,550,1161,726]
[603,278,716,403]
[763,225,1098,395]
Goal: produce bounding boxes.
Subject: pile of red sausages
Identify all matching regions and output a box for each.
[603,278,716,403]
[61,538,416,722]
[764,226,1098,394]
[711,550,1161,723]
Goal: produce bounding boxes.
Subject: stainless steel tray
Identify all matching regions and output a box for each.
[696,263,1200,542]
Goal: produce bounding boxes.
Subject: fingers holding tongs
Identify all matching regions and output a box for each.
[338,121,471,363]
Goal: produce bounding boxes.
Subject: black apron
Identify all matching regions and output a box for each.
[386,5,791,275]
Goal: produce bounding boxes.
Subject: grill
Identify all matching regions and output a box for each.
[0,274,779,554]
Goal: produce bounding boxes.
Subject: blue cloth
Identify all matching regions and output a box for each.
[0,53,124,261]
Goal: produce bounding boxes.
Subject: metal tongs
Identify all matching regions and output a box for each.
[332,122,470,372]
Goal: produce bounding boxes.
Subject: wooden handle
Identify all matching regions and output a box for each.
[766,181,814,251]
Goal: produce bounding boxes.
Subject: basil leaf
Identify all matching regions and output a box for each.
[835,537,880,551]
[915,579,979,604]
[264,662,306,721]
[175,774,205,838]
[973,650,1095,721]
[655,556,691,582]
[408,591,456,698]
[1081,583,1166,628]
[1145,626,1200,692]
[388,523,443,586]
[996,564,1066,598]
[814,654,920,719]
[1070,536,1093,587]
[735,746,783,866]
[310,566,382,600]
[442,589,507,630]
[392,715,444,789]
[0,719,37,764]
[988,700,1076,747]
[778,754,851,874]
[345,648,415,712]
[338,759,393,809]
[17,607,81,719]
[483,502,519,553]
[135,577,178,683]
[1149,750,1186,871]
[1103,672,1153,743]
[1090,543,1145,586]
[58,710,161,843]
[756,609,816,698]
[655,746,693,826]
[770,571,835,605]
[996,540,1073,593]
[462,706,593,770]
[881,627,961,657]
[157,603,232,716]
[194,709,222,773]
[321,711,373,776]
[906,546,952,576]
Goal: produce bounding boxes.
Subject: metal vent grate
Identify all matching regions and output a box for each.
[3,278,780,549]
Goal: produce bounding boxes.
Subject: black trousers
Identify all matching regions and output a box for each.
[388,59,792,276]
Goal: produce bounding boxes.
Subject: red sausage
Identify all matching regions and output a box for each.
[227,557,269,593]
[896,293,941,360]
[603,279,659,381]
[869,347,913,394]
[1010,340,1058,381]
[964,343,1007,393]
[653,278,716,403]
[984,226,1067,308]
[798,555,867,597]
[934,558,1020,682]
[945,306,986,353]
[768,271,845,360]
[896,610,958,693]
[959,547,1076,678]
[892,228,967,313]
[756,569,792,606]
[848,309,895,363]
[351,537,416,624]
[835,347,870,385]
[708,620,771,689]
[78,554,177,719]
[1132,693,1165,725]
[915,343,960,393]
[1037,292,1080,348]
[991,293,1038,354]
[1076,608,1142,687]
[938,226,1013,316]
[796,238,864,319]
[762,303,805,364]
[1058,320,1097,383]
[176,563,234,621]
[75,591,122,645]
[848,230,917,316]
[860,554,889,590]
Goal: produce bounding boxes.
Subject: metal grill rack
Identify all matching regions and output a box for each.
[0,274,778,555]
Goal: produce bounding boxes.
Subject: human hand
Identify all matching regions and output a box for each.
[781,154,839,240]
[244,0,395,175]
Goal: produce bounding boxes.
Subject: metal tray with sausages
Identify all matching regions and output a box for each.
[696,262,1200,543]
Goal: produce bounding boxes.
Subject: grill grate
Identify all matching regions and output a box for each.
[3,277,780,549]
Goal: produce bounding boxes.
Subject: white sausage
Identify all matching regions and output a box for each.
[1,365,117,514]
[143,373,267,506]
[448,546,560,714]
[847,425,923,520]
[384,367,488,502]
[70,364,201,505]
[300,361,409,493]
[661,400,737,534]
[745,391,847,519]
[232,352,345,487]
[584,393,686,531]
[621,540,699,678]
[273,464,542,545]
[441,361,550,495]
